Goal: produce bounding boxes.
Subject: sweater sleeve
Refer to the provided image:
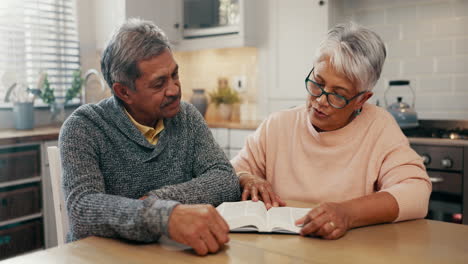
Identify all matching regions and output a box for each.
[377,140,432,222]
[230,119,268,179]
[60,115,179,242]
[147,104,240,206]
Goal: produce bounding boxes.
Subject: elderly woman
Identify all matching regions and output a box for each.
[231,22,431,240]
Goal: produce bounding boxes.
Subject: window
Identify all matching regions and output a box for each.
[0,0,80,107]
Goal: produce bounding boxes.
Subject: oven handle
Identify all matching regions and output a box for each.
[429,177,444,183]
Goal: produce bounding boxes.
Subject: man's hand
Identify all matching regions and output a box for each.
[168,204,230,256]
[295,202,351,240]
[239,173,286,209]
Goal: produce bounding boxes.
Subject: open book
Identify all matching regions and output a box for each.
[216,200,311,234]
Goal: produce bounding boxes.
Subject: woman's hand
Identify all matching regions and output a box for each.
[295,202,352,240]
[239,173,286,209]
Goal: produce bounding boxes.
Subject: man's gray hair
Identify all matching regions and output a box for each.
[314,22,386,92]
[101,18,171,91]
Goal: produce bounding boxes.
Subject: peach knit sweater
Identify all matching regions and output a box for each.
[231,103,432,221]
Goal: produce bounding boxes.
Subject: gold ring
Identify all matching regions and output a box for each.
[329,221,336,228]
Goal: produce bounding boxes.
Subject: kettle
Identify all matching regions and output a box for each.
[384,80,419,129]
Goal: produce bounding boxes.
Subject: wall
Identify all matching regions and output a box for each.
[173,47,258,121]
[334,0,468,120]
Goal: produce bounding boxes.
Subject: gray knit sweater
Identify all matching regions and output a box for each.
[59,96,240,242]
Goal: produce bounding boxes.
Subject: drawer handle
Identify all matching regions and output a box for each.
[430,177,444,183]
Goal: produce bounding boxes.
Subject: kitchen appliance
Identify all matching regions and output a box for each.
[402,120,468,224]
[183,0,240,39]
[385,80,419,128]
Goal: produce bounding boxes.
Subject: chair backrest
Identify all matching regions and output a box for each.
[47,146,69,245]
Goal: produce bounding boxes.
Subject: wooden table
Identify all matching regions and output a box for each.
[2,201,468,264]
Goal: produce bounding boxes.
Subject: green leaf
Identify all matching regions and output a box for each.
[39,73,55,105]
[208,85,241,106]
[65,69,83,104]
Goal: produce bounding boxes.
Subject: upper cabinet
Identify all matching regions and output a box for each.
[258,0,331,115]
[176,0,261,51]
[125,0,182,44]
[122,0,261,51]
[92,0,182,50]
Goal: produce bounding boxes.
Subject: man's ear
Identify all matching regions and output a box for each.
[113,83,133,104]
[356,91,373,110]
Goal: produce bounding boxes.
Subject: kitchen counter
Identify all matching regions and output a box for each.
[0,126,60,145]
[4,123,468,146]
[207,120,262,130]
[0,119,262,146]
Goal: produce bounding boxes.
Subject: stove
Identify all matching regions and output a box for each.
[402,120,468,225]
[402,120,468,140]
[403,127,468,140]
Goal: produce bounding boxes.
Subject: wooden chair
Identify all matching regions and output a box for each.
[47,146,69,245]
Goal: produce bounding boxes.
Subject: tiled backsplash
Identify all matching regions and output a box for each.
[173,47,258,121]
[173,47,258,104]
[335,0,468,120]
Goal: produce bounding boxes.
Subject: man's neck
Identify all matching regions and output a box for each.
[124,106,158,128]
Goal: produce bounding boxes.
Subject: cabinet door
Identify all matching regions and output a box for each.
[229,129,254,149]
[0,145,40,183]
[93,0,126,51]
[210,128,229,149]
[125,0,182,44]
[266,0,329,113]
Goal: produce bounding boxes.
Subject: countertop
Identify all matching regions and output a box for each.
[2,122,468,147]
[0,120,262,146]
[0,125,61,145]
[2,200,468,264]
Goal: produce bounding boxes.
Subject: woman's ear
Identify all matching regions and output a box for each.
[113,83,132,104]
[356,91,373,110]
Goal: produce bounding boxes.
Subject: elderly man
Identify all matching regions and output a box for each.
[59,18,240,255]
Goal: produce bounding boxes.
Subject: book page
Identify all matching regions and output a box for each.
[266,207,311,234]
[216,201,268,231]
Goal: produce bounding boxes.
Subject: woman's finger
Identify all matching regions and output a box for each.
[241,188,250,201]
[251,186,259,201]
[276,195,287,206]
[258,185,273,208]
[264,184,279,207]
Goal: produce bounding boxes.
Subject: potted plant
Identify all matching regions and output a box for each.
[209,78,241,121]
[34,69,84,123]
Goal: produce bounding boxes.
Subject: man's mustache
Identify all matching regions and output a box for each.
[160,93,181,108]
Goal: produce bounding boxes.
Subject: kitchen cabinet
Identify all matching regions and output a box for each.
[175,0,261,51]
[0,136,59,260]
[125,0,182,44]
[93,0,181,50]
[210,128,254,159]
[0,144,43,260]
[94,0,260,51]
[258,0,332,116]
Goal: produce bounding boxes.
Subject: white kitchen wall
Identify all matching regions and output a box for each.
[334,0,468,120]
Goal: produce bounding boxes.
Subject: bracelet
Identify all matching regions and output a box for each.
[237,171,251,177]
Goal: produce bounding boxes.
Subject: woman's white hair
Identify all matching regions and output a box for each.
[314,22,386,92]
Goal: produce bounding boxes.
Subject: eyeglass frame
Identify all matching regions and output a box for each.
[304,67,367,109]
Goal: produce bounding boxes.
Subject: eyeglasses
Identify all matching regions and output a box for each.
[305,68,366,109]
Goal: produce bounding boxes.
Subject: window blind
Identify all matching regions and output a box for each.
[0,0,80,106]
